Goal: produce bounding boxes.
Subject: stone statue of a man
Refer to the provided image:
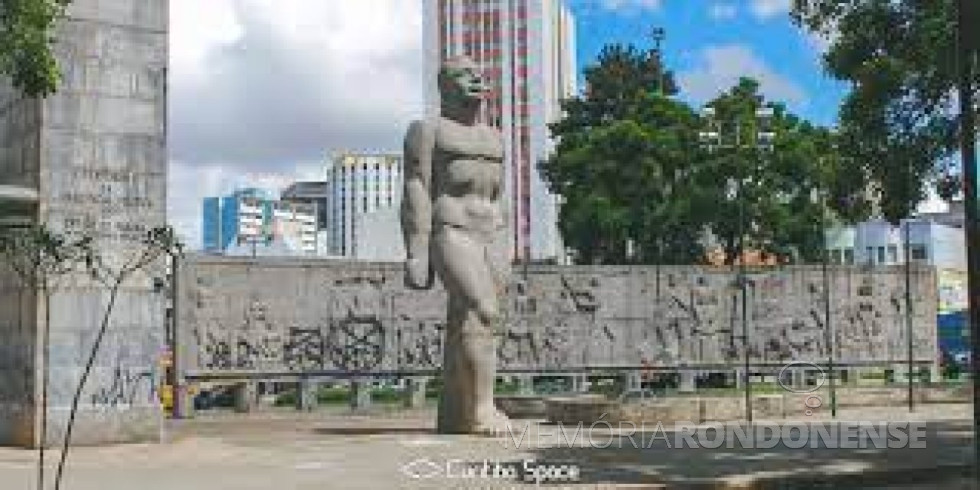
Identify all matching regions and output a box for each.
[401,56,510,434]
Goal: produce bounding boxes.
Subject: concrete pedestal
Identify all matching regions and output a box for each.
[517,376,534,395]
[234,382,257,413]
[629,372,642,391]
[679,370,697,393]
[403,378,428,409]
[349,381,372,411]
[296,378,318,412]
[172,382,196,419]
[887,364,905,384]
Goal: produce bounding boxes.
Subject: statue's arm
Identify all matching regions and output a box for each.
[401,120,435,289]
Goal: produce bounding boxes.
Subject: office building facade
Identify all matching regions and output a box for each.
[202,188,317,256]
[825,218,966,270]
[424,0,577,262]
[826,217,969,317]
[281,181,329,231]
[326,152,403,258]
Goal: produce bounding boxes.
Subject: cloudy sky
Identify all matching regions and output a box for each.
[167,0,849,249]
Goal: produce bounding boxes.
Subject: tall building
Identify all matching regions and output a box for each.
[202,188,317,256]
[281,181,329,231]
[424,0,577,262]
[326,152,404,258]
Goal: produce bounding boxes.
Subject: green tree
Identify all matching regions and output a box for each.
[543,42,866,266]
[699,78,869,264]
[0,0,72,96]
[542,43,707,265]
[791,0,973,223]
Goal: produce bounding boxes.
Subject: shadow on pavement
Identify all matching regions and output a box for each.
[525,420,976,488]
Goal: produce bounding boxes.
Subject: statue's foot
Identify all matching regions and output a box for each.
[473,408,512,436]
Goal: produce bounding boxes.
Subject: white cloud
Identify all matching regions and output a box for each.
[167,0,424,249]
[708,3,738,21]
[600,0,663,12]
[677,44,807,106]
[917,185,950,215]
[169,0,243,81]
[750,0,790,20]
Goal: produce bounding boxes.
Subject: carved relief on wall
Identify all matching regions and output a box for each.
[177,260,938,376]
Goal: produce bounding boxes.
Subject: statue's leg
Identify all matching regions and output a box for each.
[433,226,508,434]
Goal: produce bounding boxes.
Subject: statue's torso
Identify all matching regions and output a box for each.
[431,118,505,237]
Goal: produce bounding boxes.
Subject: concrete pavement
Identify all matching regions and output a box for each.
[0,403,974,489]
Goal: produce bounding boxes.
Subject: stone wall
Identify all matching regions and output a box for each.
[175,256,938,379]
[0,0,168,447]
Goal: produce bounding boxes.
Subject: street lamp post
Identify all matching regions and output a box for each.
[903,216,915,412]
[699,105,775,424]
[650,27,666,96]
[816,175,837,418]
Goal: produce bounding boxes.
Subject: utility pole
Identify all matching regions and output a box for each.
[955,0,979,465]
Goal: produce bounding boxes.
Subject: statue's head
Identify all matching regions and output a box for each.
[438,56,486,110]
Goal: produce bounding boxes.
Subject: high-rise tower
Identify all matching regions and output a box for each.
[424,0,577,262]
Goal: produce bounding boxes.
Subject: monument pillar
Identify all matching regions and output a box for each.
[403,377,428,409]
[349,380,372,411]
[233,382,257,413]
[296,378,318,412]
[517,375,534,395]
[0,0,169,447]
[678,370,697,393]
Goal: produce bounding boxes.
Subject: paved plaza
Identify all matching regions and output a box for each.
[0,403,974,489]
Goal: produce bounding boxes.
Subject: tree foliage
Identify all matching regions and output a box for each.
[0,0,71,96]
[542,43,867,265]
[792,0,975,223]
[543,44,707,264]
[700,78,870,264]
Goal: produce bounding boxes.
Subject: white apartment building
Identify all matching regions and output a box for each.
[272,201,318,255]
[825,218,966,270]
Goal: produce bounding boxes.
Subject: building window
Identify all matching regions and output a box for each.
[877,247,886,265]
[887,245,898,264]
[910,245,928,262]
[844,248,854,264]
[865,247,875,265]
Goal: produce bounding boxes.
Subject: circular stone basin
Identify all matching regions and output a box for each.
[494,395,550,419]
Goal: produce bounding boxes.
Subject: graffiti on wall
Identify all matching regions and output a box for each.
[176,259,938,377]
